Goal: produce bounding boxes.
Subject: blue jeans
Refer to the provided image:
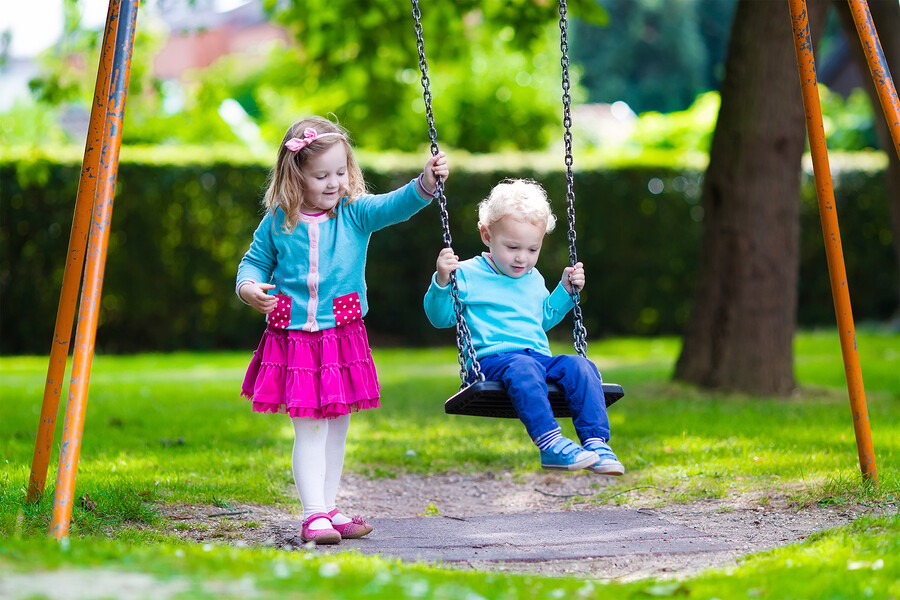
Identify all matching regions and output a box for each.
[477,349,611,444]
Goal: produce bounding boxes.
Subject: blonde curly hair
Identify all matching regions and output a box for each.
[477,179,557,233]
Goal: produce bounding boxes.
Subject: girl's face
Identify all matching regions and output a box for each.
[300,142,350,213]
[480,215,546,278]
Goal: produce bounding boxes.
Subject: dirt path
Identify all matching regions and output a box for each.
[163,471,894,580]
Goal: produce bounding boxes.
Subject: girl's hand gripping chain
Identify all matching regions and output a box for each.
[562,261,585,295]
[422,151,449,191]
[435,247,461,287]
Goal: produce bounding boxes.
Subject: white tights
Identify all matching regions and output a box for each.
[291,414,352,530]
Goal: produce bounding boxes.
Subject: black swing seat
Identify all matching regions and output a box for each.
[445,380,625,419]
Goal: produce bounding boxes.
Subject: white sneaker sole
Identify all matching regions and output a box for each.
[588,462,625,476]
[541,452,599,471]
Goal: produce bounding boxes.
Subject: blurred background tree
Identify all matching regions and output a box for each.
[3,0,605,152]
[571,0,736,114]
[1,0,883,157]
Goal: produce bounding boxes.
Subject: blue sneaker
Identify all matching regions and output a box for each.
[583,440,625,476]
[540,437,599,471]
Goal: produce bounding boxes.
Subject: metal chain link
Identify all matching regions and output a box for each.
[558,0,588,357]
[411,0,484,386]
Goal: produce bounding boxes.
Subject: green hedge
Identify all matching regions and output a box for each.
[1,147,895,355]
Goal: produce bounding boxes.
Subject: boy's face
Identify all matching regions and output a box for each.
[480,215,546,278]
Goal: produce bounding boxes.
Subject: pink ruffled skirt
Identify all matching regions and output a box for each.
[241,320,380,419]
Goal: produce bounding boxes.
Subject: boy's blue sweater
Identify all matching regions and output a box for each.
[423,253,574,360]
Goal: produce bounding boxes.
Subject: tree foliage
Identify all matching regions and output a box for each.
[571,0,737,114]
[8,0,611,152]
[267,0,606,151]
[3,0,884,156]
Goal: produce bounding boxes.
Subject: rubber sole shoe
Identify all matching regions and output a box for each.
[540,437,599,471]
[583,441,625,476]
[301,513,341,545]
[328,508,374,539]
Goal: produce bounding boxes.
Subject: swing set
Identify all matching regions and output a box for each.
[24,0,897,539]
[410,0,625,419]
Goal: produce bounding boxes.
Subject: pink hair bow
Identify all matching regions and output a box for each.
[285,128,343,152]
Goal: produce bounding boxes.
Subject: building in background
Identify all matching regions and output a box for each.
[153,0,288,81]
[0,0,287,110]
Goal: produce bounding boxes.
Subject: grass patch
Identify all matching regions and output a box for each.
[1,329,898,598]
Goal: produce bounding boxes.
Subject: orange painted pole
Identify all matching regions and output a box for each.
[845,0,900,161]
[788,0,877,483]
[26,0,121,504]
[49,0,139,539]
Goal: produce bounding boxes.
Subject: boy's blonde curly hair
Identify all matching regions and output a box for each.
[477,179,557,233]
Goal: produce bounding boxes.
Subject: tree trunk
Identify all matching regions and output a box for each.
[834,0,900,323]
[674,0,829,395]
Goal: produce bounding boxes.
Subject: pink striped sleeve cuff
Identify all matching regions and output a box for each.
[236,279,255,304]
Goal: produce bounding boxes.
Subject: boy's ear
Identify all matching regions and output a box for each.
[479,224,491,247]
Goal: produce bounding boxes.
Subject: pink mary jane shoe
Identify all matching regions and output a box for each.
[327,508,374,539]
[301,512,341,545]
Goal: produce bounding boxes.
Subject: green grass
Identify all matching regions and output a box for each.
[1,329,898,599]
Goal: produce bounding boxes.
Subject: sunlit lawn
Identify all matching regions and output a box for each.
[1,329,898,599]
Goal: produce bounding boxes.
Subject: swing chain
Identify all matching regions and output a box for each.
[411,0,484,386]
[558,0,588,358]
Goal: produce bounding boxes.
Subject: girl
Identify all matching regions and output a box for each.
[237,115,449,544]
